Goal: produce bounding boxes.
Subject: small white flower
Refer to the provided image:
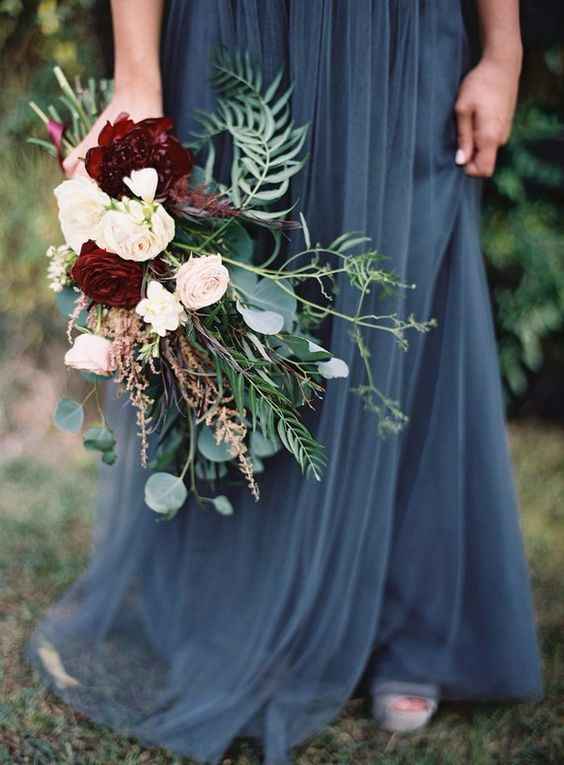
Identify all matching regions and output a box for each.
[46,244,75,292]
[123,167,159,202]
[135,280,187,337]
[175,254,230,311]
[54,178,110,253]
[95,199,175,262]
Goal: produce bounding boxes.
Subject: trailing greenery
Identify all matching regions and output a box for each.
[30,52,435,516]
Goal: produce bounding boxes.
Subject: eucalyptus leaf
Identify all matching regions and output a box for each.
[250,454,265,473]
[83,426,116,453]
[317,357,350,379]
[248,279,297,330]
[212,495,234,516]
[144,473,188,515]
[197,425,233,462]
[53,398,84,433]
[250,431,281,458]
[236,302,284,335]
[281,335,332,362]
[224,222,254,262]
[229,266,258,294]
[102,449,117,466]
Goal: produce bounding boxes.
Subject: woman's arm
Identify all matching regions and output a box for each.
[454,0,523,178]
[63,0,165,178]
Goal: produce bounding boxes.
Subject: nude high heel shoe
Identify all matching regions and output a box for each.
[372,680,439,733]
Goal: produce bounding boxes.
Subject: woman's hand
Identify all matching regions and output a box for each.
[454,54,521,178]
[62,83,163,179]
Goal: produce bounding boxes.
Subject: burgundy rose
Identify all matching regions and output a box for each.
[71,240,143,309]
[85,113,194,201]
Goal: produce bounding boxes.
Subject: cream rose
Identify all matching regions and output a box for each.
[95,199,174,262]
[150,203,175,246]
[175,255,230,311]
[64,334,114,376]
[54,178,110,253]
[135,280,187,337]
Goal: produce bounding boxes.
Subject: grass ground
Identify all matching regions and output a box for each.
[1,408,563,764]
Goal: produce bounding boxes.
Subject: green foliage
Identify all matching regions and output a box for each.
[197,425,233,462]
[83,424,117,464]
[0,0,103,358]
[190,47,308,219]
[211,494,234,515]
[482,48,564,403]
[52,398,84,433]
[144,472,188,516]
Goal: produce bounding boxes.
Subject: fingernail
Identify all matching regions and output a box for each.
[455,149,466,165]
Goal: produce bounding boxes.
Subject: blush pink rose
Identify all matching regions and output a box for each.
[175,254,230,311]
[64,333,114,376]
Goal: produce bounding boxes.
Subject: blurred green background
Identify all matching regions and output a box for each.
[0,2,563,764]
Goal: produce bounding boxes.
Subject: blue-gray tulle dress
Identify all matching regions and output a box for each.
[27,2,543,763]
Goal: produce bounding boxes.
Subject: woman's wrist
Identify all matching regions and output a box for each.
[114,72,163,99]
[481,40,523,71]
[479,21,523,71]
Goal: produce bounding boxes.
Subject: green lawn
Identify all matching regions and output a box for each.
[0,420,563,764]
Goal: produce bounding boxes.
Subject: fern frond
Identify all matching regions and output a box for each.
[190,47,309,218]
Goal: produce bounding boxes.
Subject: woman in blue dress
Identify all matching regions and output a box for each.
[29,1,543,763]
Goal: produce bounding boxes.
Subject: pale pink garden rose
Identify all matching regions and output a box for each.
[64,333,114,376]
[175,255,230,310]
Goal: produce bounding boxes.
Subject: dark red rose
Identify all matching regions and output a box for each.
[71,240,143,308]
[85,113,194,201]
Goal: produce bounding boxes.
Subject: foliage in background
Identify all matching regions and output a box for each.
[483,45,564,409]
[0,0,103,356]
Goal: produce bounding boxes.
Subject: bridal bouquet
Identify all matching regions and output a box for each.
[30,50,434,516]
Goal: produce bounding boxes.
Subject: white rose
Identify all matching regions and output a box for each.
[175,255,230,311]
[95,200,174,262]
[54,178,110,253]
[123,167,159,202]
[135,280,187,337]
[64,334,114,375]
[151,202,175,244]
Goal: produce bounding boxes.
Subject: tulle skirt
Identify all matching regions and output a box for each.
[28,2,543,763]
